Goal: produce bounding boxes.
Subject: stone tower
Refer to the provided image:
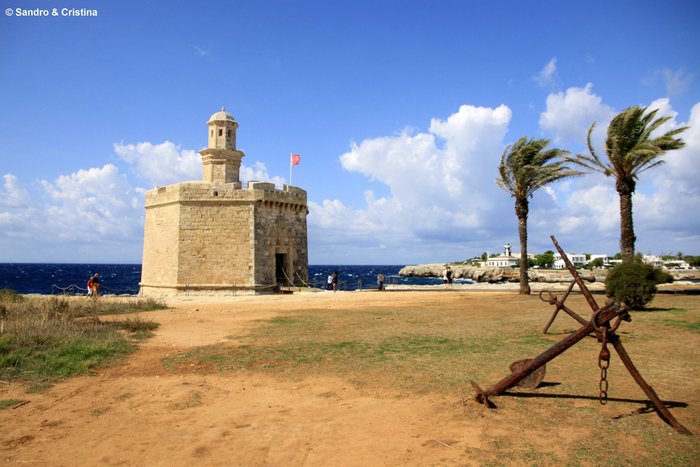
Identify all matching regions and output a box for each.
[200,107,244,185]
[140,108,308,296]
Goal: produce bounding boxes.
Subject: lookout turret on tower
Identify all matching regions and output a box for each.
[199,107,245,185]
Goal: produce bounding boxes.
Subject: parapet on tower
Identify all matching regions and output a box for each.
[139,107,309,296]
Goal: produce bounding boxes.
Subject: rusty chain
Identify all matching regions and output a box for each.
[598,326,610,404]
[591,308,617,405]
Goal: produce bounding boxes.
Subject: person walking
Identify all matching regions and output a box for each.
[88,273,101,297]
[377,273,385,291]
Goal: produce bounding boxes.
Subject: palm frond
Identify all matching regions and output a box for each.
[598,106,688,185]
[496,136,579,201]
[567,122,608,175]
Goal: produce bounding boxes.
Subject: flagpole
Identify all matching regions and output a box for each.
[289,152,293,187]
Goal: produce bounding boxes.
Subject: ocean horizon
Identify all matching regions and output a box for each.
[0,263,457,295]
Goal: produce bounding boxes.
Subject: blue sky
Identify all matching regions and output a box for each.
[1,0,699,264]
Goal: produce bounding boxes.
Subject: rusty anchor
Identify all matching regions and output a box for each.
[469,235,692,435]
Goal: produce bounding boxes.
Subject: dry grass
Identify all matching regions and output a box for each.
[0,293,164,383]
[159,291,700,464]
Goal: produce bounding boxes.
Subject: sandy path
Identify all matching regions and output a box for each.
[1,291,697,465]
[2,293,486,466]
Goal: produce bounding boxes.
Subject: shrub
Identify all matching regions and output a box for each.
[0,289,23,303]
[605,256,673,309]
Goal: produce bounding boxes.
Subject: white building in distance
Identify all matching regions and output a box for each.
[486,243,519,267]
[553,252,587,269]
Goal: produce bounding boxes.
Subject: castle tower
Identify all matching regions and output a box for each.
[199,107,245,184]
[140,107,309,296]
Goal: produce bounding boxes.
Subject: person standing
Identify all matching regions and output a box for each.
[443,266,453,289]
[377,273,385,291]
[332,271,339,292]
[91,273,101,296]
[327,272,334,291]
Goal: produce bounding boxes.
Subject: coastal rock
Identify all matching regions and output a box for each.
[398,264,519,283]
[398,264,699,283]
[398,264,598,283]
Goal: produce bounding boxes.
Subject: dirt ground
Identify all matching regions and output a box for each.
[2,290,698,466]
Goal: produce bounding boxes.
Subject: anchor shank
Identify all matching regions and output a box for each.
[551,235,599,312]
[609,335,692,435]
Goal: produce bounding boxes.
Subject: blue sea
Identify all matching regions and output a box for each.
[0,263,458,295]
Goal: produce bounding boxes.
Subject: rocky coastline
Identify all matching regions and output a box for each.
[398,263,700,283]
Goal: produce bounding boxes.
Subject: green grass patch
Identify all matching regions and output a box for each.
[110,317,160,340]
[661,318,700,332]
[1,334,132,379]
[163,305,540,393]
[0,295,161,383]
[0,399,24,409]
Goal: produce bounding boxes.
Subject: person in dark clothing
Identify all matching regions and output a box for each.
[377,273,385,291]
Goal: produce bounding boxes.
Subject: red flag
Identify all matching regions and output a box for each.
[291,154,301,166]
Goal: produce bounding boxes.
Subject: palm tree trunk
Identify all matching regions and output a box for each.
[617,179,636,261]
[515,198,531,295]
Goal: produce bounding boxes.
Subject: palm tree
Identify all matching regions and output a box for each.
[496,137,581,294]
[570,106,687,261]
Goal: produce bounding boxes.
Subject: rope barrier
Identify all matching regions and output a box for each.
[51,283,137,295]
[51,284,88,295]
[293,269,312,288]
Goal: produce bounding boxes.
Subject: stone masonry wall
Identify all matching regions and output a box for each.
[253,201,309,286]
[177,202,253,286]
[141,181,307,295]
[141,200,180,288]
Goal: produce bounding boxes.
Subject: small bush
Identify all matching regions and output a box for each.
[605,256,673,309]
[0,289,24,303]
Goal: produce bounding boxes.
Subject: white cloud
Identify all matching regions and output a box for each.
[539,83,616,144]
[557,182,620,235]
[114,141,201,186]
[534,58,558,88]
[632,101,700,248]
[661,102,700,184]
[3,97,697,265]
[311,104,515,263]
[312,97,699,263]
[114,140,283,188]
[546,99,700,256]
[39,164,142,240]
[0,174,30,207]
[0,174,37,241]
[189,45,211,57]
[647,97,682,137]
[0,165,145,262]
[663,68,693,96]
[643,68,694,97]
[241,161,286,187]
[0,141,292,262]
